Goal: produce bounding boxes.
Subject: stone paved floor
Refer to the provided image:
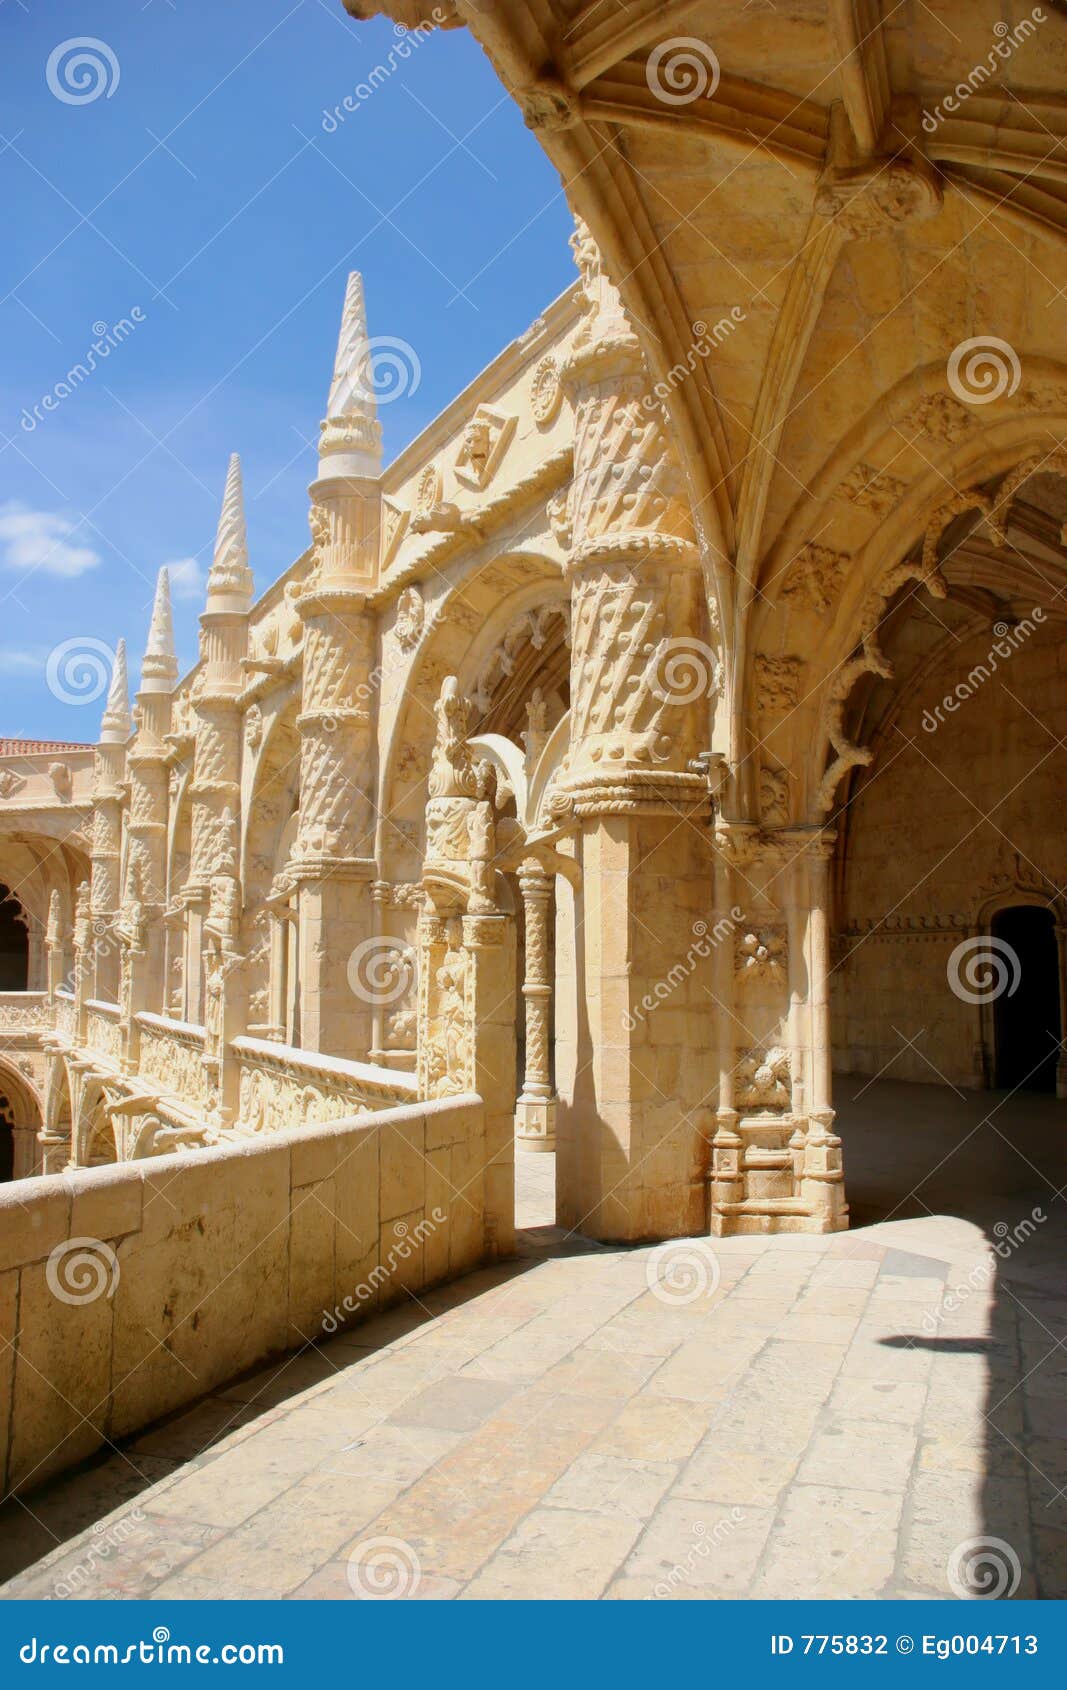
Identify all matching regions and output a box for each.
[2,1078,1066,1601]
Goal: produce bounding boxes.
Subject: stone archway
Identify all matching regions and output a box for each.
[0,885,29,991]
[0,1059,43,1180]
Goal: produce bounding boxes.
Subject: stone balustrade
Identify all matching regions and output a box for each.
[233,1034,417,1136]
[135,1012,207,1112]
[84,1000,123,1066]
[0,992,48,1032]
[0,1091,486,1493]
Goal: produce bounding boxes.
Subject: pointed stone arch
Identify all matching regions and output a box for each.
[0,1057,43,1180]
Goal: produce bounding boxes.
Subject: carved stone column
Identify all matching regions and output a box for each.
[201,873,246,1129]
[44,888,65,1006]
[90,641,131,1002]
[127,568,177,1034]
[555,221,715,1242]
[514,860,556,1152]
[707,822,847,1236]
[800,834,848,1229]
[188,454,251,1027]
[290,271,383,1060]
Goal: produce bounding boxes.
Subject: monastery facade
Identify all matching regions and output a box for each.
[1,0,1065,1492]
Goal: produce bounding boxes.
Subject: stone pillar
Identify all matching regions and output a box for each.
[555,219,715,1242]
[126,568,178,1036]
[202,874,247,1129]
[44,888,65,1006]
[188,455,252,1029]
[290,271,383,1060]
[708,844,744,1215]
[707,822,847,1236]
[417,898,516,1261]
[70,881,92,1044]
[514,860,557,1152]
[800,835,848,1229]
[90,641,131,1002]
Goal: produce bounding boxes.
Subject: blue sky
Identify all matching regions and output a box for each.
[0,0,576,741]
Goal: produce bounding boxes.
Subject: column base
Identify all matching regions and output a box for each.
[515,1097,556,1153]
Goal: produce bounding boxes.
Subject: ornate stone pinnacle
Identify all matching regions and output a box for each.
[141,566,178,692]
[99,638,132,743]
[320,270,383,473]
[207,454,253,605]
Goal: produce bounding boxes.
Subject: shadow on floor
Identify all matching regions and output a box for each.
[2,1078,1064,1596]
[0,1219,602,1588]
[836,1073,1067,1598]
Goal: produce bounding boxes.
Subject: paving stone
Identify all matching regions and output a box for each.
[622,1497,775,1596]
[386,1375,516,1432]
[540,1451,677,1519]
[752,1484,902,1598]
[797,1418,917,1493]
[5,1150,1067,1604]
[461,1507,642,1599]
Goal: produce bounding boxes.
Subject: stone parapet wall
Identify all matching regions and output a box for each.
[233,1034,417,1134]
[0,992,48,1032]
[0,1091,486,1494]
[135,1012,207,1111]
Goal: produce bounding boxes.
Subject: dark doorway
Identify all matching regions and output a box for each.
[0,885,28,991]
[992,905,1060,1093]
[0,1096,14,1182]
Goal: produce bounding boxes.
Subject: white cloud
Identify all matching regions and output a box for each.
[0,649,43,674]
[165,556,205,600]
[0,502,100,578]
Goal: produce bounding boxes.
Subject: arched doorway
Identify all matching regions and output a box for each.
[0,1092,14,1182]
[0,1061,44,1180]
[0,884,29,990]
[992,905,1060,1093]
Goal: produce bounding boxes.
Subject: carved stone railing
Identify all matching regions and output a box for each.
[54,990,75,1040]
[84,999,122,1065]
[136,1012,208,1111]
[233,1034,417,1135]
[0,992,48,1033]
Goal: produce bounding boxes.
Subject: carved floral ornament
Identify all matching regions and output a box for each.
[736,1045,791,1112]
[530,355,562,426]
[735,926,787,981]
